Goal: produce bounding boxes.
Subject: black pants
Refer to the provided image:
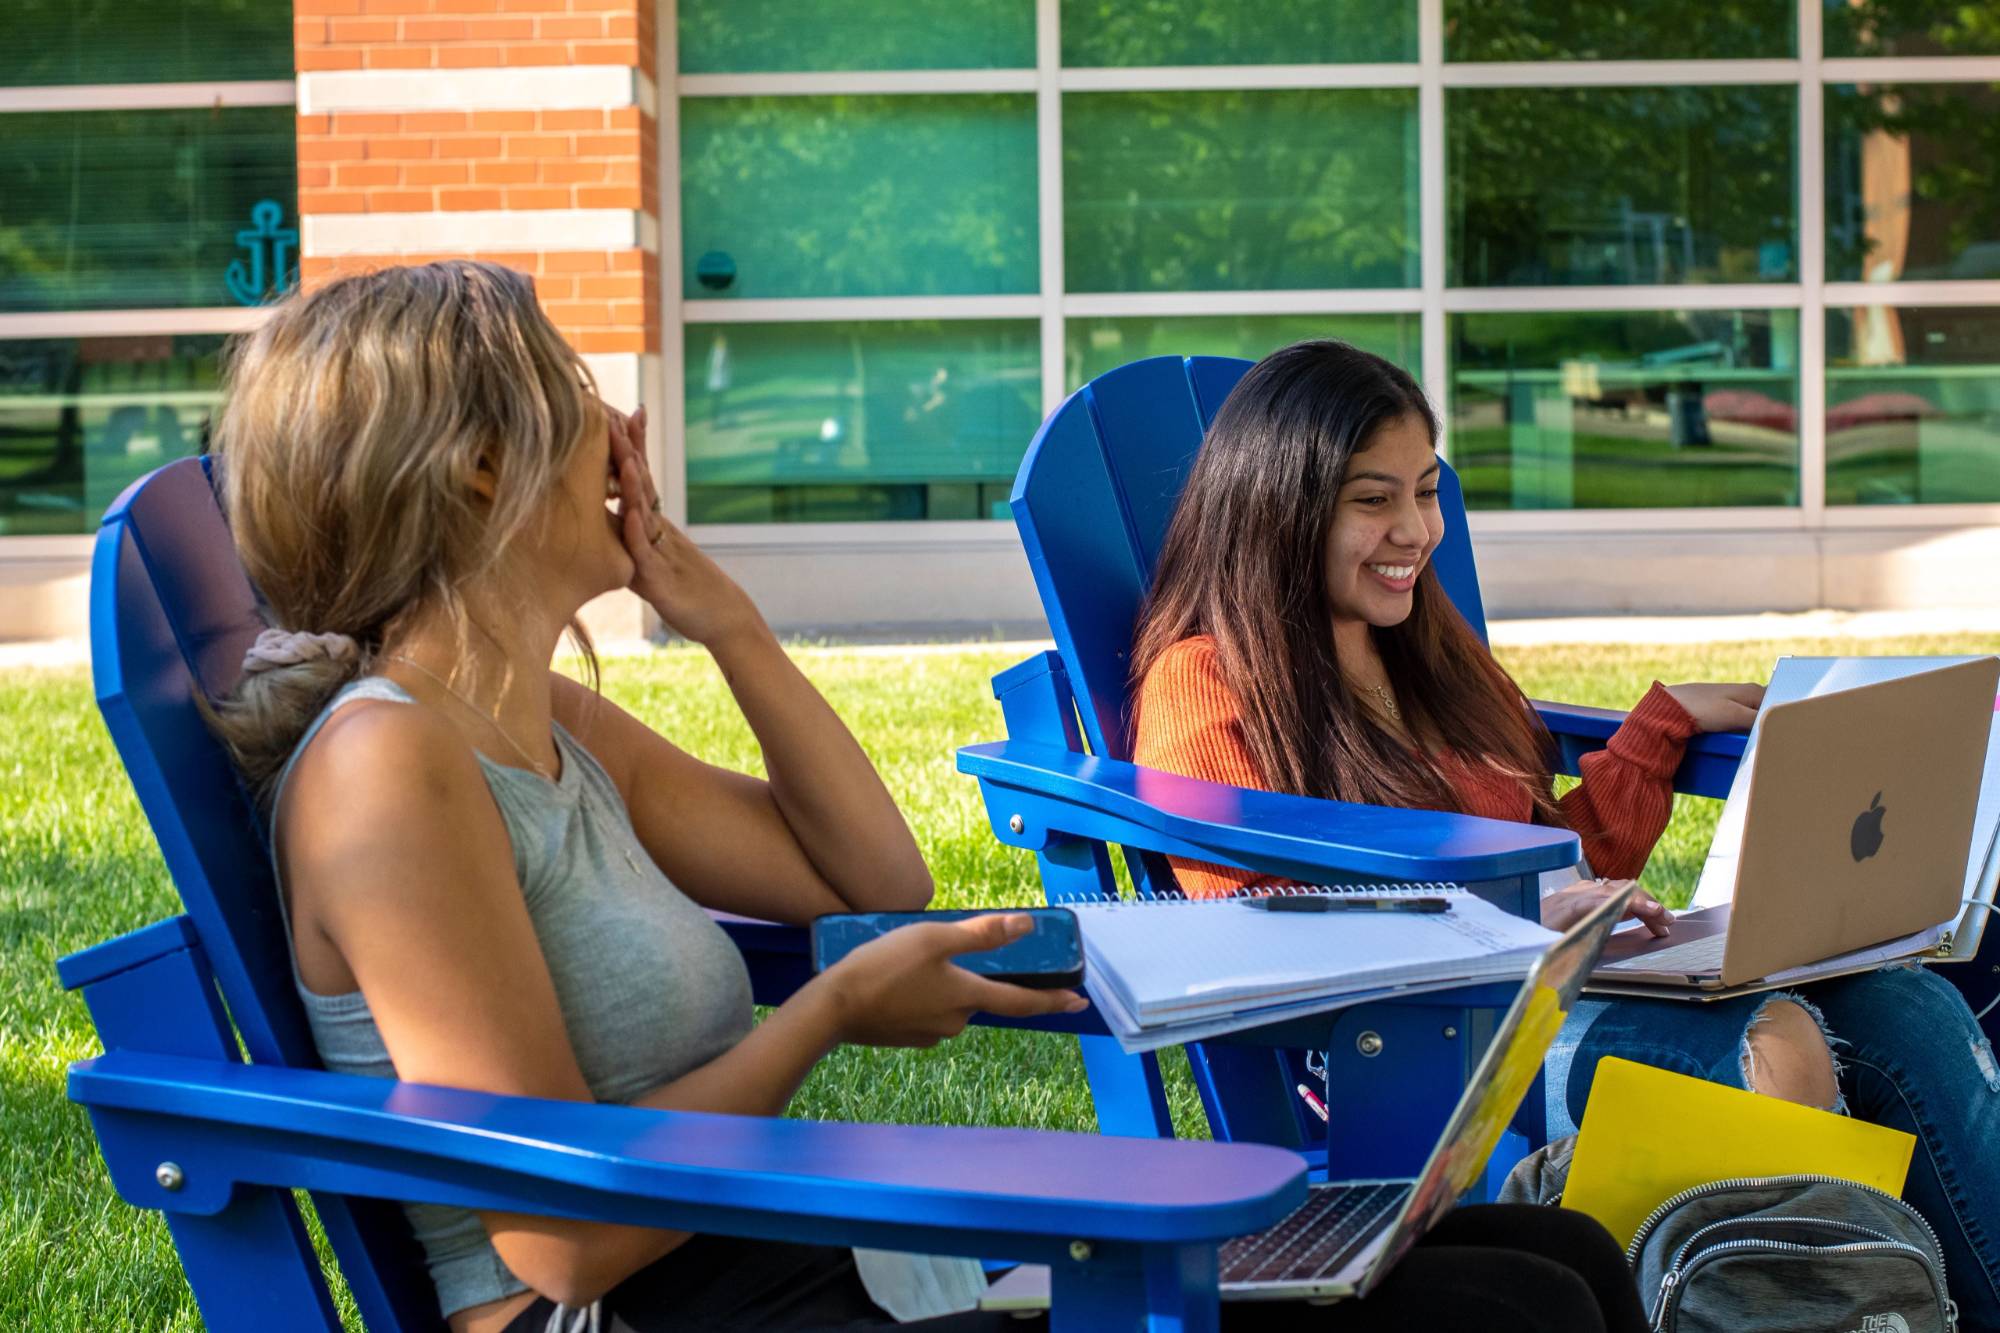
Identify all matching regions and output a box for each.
[499,1205,1648,1333]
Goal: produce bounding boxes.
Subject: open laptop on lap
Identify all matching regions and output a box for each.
[1594,657,1998,991]
[981,884,1632,1311]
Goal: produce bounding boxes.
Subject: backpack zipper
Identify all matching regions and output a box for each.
[1663,1214,1901,1275]
[1651,1237,1950,1332]
[1625,1171,1949,1286]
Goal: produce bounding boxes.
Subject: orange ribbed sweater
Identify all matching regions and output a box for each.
[1130,635,1700,897]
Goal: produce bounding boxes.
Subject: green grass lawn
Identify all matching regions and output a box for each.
[7,632,2000,1327]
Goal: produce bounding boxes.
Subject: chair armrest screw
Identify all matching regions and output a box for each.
[1356,1031,1384,1057]
[1068,1240,1092,1262]
[155,1162,185,1192]
[1008,814,1025,834]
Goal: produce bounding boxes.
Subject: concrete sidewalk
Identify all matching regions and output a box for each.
[7,608,1999,672]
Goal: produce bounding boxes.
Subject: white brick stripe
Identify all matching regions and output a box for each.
[304,209,652,256]
[299,67,657,115]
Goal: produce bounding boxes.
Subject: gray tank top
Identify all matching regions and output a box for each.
[270,676,754,1317]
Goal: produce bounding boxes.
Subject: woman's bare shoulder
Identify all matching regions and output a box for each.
[278,696,499,867]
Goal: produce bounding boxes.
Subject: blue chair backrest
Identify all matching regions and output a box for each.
[91,456,440,1329]
[1012,355,1489,768]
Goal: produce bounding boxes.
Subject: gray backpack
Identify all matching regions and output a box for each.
[1500,1142,1957,1332]
[1627,1175,1957,1333]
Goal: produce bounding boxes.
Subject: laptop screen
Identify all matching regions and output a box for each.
[1355,884,1630,1296]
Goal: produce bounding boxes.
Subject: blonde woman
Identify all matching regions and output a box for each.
[209,264,1646,1333]
[205,261,1106,1333]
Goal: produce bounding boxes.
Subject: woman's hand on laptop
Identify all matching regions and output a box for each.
[1662,682,1766,733]
[1542,878,1674,937]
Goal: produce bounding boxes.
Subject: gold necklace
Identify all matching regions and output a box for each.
[388,655,556,782]
[1366,682,1402,723]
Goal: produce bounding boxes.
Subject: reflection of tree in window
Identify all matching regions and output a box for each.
[1446,0,1793,60]
[678,96,1037,300]
[1826,83,2000,288]
[1825,0,2000,57]
[1448,86,1796,287]
[677,0,1032,73]
[1064,90,1420,292]
[1061,0,1413,66]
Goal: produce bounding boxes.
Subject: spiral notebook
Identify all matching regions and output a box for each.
[1072,885,1559,1052]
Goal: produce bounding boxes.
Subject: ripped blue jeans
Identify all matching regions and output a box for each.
[1547,964,2000,1332]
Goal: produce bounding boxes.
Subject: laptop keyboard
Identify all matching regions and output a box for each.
[1219,1181,1412,1285]
[1599,932,1727,974]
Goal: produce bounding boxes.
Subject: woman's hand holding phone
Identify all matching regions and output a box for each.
[817,913,1089,1049]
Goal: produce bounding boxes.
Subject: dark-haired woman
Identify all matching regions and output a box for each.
[1131,339,2000,1333]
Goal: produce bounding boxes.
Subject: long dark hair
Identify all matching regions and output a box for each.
[1131,340,1561,821]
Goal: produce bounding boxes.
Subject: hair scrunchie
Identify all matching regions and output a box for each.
[241,627,362,677]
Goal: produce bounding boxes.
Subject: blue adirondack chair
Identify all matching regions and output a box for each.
[59,455,1310,1332]
[958,355,1751,1183]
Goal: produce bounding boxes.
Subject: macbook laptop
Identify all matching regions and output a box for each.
[980,882,1631,1311]
[1595,656,1998,990]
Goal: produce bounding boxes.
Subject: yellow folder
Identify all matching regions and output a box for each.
[1562,1056,1914,1248]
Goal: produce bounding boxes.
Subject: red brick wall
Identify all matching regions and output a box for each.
[298,249,657,354]
[294,0,660,356]
[293,0,654,80]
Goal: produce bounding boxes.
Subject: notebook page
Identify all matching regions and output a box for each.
[1072,890,1556,1025]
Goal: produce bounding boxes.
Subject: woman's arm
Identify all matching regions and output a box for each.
[1555,681,1708,878]
[282,702,1078,1309]
[568,410,930,921]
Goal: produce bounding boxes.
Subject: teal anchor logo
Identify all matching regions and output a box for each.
[224,200,298,305]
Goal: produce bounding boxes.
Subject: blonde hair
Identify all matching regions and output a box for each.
[206,260,600,805]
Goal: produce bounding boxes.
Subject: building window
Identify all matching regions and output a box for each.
[680,96,1039,300]
[683,320,1041,523]
[1827,306,2000,506]
[0,0,292,87]
[679,0,1035,73]
[1448,86,1797,287]
[1060,0,1416,66]
[0,107,298,313]
[675,5,2000,525]
[1826,82,2000,284]
[1450,310,1800,510]
[1445,0,1794,61]
[0,334,225,537]
[1064,89,1420,293]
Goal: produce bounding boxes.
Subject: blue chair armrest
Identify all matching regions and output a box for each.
[957,739,1579,884]
[69,1051,1304,1256]
[1533,701,1747,800]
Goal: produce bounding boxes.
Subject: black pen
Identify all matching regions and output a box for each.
[1242,894,1453,914]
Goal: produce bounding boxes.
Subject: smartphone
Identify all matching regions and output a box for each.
[809,907,1084,990]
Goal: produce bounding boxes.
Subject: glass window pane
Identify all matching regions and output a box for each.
[1826,83,2000,284]
[0,335,223,537]
[679,0,1033,73]
[1450,310,1800,510]
[1827,307,2000,505]
[1448,86,1797,287]
[0,107,298,313]
[684,321,1040,523]
[1825,5,2000,57]
[1445,0,1793,60]
[1064,90,1420,293]
[680,96,1038,300]
[1065,314,1420,391]
[1,0,292,86]
[1061,0,1415,66]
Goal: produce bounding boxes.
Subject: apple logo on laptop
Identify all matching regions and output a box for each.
[1851,792,1887,862]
